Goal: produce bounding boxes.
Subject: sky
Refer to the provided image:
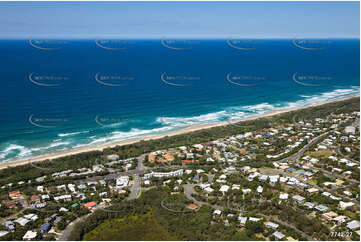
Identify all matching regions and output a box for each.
[0,1,359,39]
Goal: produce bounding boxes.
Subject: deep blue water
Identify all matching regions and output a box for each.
[0,39,359,162]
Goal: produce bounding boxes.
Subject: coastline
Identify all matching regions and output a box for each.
[0,94,359,170]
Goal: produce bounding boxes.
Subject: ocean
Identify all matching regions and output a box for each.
[0,38,359,163]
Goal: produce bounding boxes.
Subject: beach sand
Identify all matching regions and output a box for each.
[0,95,359,170]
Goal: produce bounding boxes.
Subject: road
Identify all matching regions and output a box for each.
[59,130,355,240]
[277,132,329,164]
[0,196,29,224]
[59,214,91,241]
[127,154,145,200]
[182,184,315,241]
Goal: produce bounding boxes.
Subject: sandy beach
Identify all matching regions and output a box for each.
[0,95,359,170]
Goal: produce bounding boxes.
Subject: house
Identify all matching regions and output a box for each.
[292,195,305,204]
[219,185,230,194]
[3,200,17,209]
[42,194,50,201]
[315,205,329,212]
[23,231,37,240]
[249,217,262,222]
[54,194,72,202]
[143,169,183,179]
[40,223,51,233]
[265,221,279,230]
[346,220,360,231]
[30,195,40,203]
[24,214,38,221]
[107,154,119,161]
[307,188,319,194]
[322,211,338,221]
[257,186,263,194]
[15,217,30,226]
[204,187,214,193]
[116,176,129,189]
[279,193,289,200]
[84,201,97,210]
[303,202,315,209]
[2,221,15,231]
[269,175,279,185]
[238,216,248,226]
[35,202,47,208]
[186,204,198,210]
[344,126,356,134]
[213,209,222,216]
[9,190,21,200]
[242,188,251,194]
[37,186,44,192]
[273,231,285,240]
[232,184,240,190]
[0,231,9,238]
[59,207,69,212]
[339,201,354,210]
[333,216,348,225]
[259,175,268,182]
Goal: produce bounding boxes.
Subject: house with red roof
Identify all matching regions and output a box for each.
[84,201,97,210]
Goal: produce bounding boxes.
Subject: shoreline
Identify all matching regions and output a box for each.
[0,94,359,170]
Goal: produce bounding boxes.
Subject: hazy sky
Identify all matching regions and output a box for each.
[0,1,359,39]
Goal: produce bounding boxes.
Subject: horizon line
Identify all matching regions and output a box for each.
[0,37,360,40]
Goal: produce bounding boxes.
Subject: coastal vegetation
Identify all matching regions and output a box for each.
[70,187,260,241]
[0,97,359,188]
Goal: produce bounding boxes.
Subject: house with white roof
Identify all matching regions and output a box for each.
[272,231,285,240]
[292,195,305,204]
[15,218,30,227]
[220,185,230,194]
[279,193,289,200]
[23,231,37,240]
[346,220,360,231]
[339,201,355,210]
[238,216,247,226]
[257,186,263,194]
[265,221,279,230]
[213,209,222,216]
